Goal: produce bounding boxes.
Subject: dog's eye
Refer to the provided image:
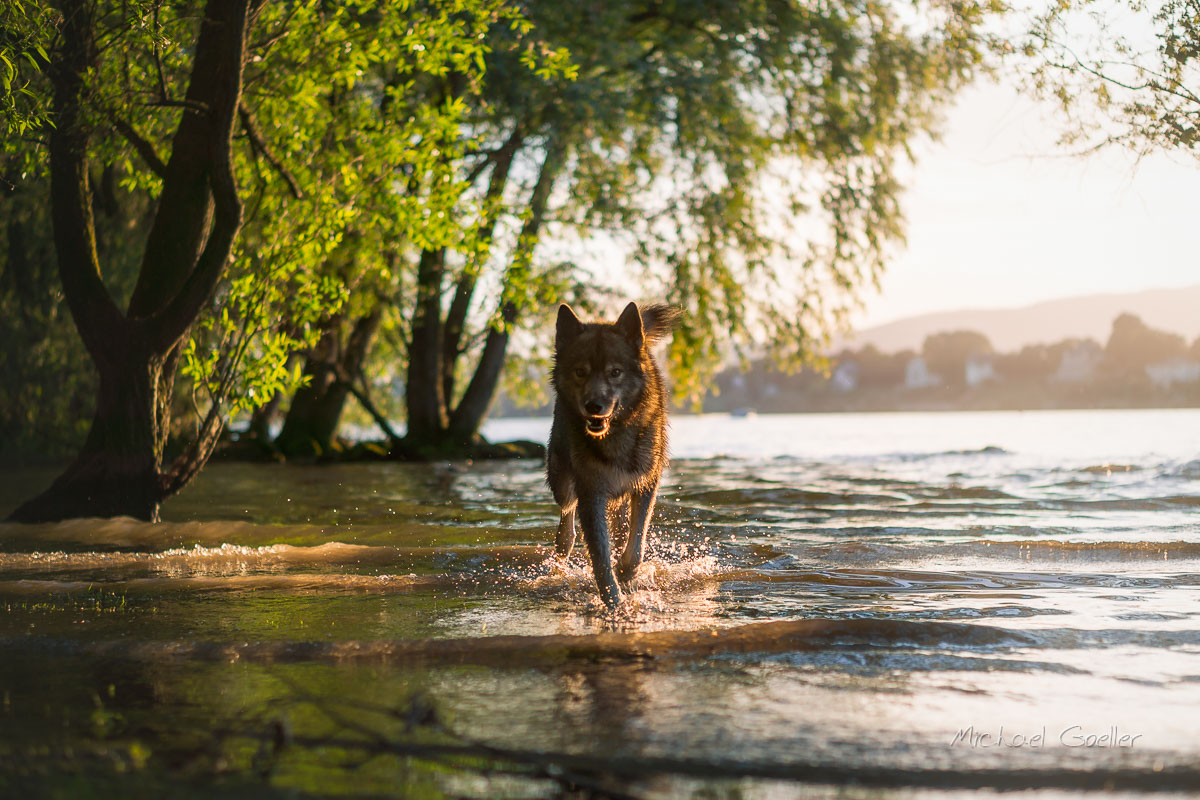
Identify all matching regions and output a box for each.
[609,367,622,378]
[573,367,587,378]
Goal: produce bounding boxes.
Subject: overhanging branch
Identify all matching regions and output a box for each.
[111,116,167,177]
[47,0,129,355]
[149,0,252,350]
[239,101,302,198]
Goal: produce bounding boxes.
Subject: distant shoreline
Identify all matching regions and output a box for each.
[496,401,1200,419]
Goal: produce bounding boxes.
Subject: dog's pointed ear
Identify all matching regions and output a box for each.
[616,301,644,348]
[556,304,583,348]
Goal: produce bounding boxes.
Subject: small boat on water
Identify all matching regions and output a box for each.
[730,407,756,418]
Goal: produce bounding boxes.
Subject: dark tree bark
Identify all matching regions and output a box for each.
[8,0,253,523]
[447,302,518,444]
[447,137,565,444]
[441,128,523,407]
[275,310,382,456]
[276,325,339,455]
[398,129,562,454]
[246,380,287,441]
[404,246,448,444]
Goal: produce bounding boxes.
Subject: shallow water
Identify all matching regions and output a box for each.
[1,409,1199,797]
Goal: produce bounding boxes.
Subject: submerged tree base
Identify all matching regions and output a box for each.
[6,455,162,523]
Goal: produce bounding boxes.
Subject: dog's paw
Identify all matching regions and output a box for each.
[616,564,639,590]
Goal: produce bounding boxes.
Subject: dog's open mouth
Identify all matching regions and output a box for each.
[584,415,611,437]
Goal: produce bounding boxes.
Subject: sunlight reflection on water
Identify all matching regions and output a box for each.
[1,408,1199,795]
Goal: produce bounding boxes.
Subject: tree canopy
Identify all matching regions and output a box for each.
[484,0,1003,395]
[922,329,994,385]
[1,0,1003,518]
[1,0,538,518]
[1026,0,1200,158]
[1105,312,1188,373]
[384,0,1004,454]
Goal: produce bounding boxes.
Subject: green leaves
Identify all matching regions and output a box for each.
[480,0,997,405]
[519,42,577,80]
[169,0,541,427]
[1022,0,1200,159]
[181,237,350,419]
[0,0,55,153]
[6,0,995,447]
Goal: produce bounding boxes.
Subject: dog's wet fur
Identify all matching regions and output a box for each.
[547,301,681,608]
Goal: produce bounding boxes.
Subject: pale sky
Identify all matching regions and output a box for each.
[851,79,1200,331]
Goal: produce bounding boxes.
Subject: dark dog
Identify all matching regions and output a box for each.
[547,301,680,608]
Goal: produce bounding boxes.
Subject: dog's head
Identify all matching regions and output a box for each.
[553,302,665,438]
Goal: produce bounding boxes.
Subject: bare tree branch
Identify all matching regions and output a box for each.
[238,100,303,199]
[110,116,167,177]
[343,375,402,444]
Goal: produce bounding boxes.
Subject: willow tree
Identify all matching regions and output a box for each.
[2,0,257,523]
[234,4,567,459]
[3,0,518,520]
[2,3,155,466]
[391,0,1000,450]
[1026,0,1200,158]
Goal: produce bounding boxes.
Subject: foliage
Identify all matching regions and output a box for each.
[846,344,913,390]
[178,0,534,427]
[459,0,1006,407]
[1025,0,1200,156]
[4,0,1002,461]
[1104,311,1187,373]
[221,0,579,448]
[923,329,994,383]
[2,0,546,460]
[0,0,55,149]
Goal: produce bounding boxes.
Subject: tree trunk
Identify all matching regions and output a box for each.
[275,324,338,456]
[441,271,475,411]
[441,128,523,407]
[404,247,448,443]
[247,382,287,441]
[276,311,381,456]
[447,301,518,443]
[10,339,164,521]
[247,354,305,443]
[447,135,566,444]
[8,0,251,523]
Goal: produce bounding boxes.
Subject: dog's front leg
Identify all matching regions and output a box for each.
[556,504,577,556]
[617,485,657,586]
[576,494,621,609]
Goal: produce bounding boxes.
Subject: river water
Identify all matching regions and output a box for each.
[1,409,1198,797]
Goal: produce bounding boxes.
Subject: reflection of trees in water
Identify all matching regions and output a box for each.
[4,648,1198,796]
[556,663,653,744]
[192,683,1200,797]
[0,651,220,786]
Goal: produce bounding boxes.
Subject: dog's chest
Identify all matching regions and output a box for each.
[574,425,659,493]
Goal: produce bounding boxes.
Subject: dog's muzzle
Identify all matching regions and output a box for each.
[584,415,611,437]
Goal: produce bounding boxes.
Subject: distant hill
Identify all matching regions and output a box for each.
[845,284,1200,353]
